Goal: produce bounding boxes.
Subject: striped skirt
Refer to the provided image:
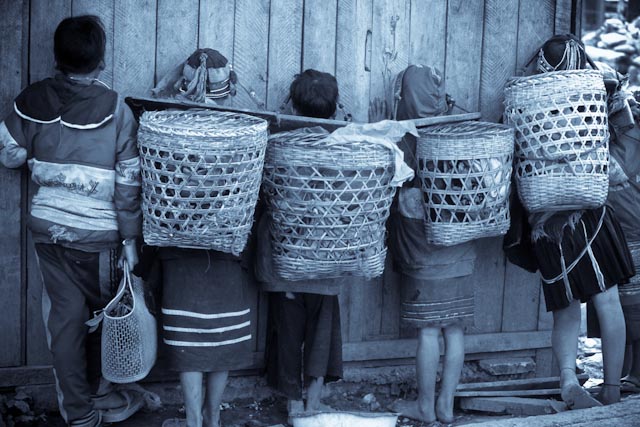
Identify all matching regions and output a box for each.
[160,250,253,372]
[400,274,474,329]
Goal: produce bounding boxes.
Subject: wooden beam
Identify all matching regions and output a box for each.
[456,388,561,398]
[343,330,552,362]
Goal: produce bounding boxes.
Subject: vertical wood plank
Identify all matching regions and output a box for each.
[232,0,269,110]
[29,0,71,83]
[0,0,27,367]
[335,0,373,123]
[198,0,235,58]
[72,0,115,88]
[516,0,556,74]
[444,0,484,113]
[113,0,157,97]
[501,263,540,332]
[155,0,199,85]
[479,0,519,121]
[369,0,411,112]
[380,256,400,338]
[409,0,447,71]
[266,0,303,111]
[536,285,556,376]
[555,0,574,34]
[472,238,506,333]
[574,0,583,35]
[302,0,338,74]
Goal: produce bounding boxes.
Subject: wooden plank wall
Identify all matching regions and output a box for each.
[2,0,577,369]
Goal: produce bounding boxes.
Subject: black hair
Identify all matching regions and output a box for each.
[54,15,106,74]
[289,69,339,119]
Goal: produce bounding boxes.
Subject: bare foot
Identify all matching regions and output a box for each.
[305,401,334,413]
[561,383,602,409]
[390,399,436,424]
[596,384,621,405]
[435,395,454,424]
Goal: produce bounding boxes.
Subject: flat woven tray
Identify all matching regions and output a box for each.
[263,130,397,280]
[417,121,514,246]
[138,109,267,255]
[504,69,609,212]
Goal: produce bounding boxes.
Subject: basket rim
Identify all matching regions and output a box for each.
[140,108,268,135]
[505,68,603,86]
[418,121,513,138]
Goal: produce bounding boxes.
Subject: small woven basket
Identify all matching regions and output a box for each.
[504,69,610,212]
[138,109,268,255]
[263,131,397,280]
[417,121,514,246]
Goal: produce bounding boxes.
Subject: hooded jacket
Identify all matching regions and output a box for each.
[0,74,141,251]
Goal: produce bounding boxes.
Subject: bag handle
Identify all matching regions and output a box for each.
[104,261,137,320]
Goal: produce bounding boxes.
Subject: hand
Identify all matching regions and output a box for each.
[118,239,138,272]
[368,97,389,123]
[285,291,295,300]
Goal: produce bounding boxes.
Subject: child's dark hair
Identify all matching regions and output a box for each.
[54,15,106,74]
[289,69,339,119]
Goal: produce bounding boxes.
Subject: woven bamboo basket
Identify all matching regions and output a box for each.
[417,121,514,246]
[138,109,268,255]
[504,69,610,213]
[263,131,397,280]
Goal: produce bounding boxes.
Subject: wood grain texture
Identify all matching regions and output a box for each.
[472,238,506,334]
[369,0,411,112]
[0,0,26,367]
[379,256,400,337]
[302,0,338,74]
[501,263,540,332]
[479,0,519,121]
[198,0,235,62]
[555,0,574,34]
[72,0,115,88]
[232,0,269,110]
[335,0,373,123]
[29,0,71,83]
[266,0,303,111]
[155,0,199,85]
[516,0,556,74]
[409,0,447,71]
[113,0,157,96]
[445,0,484,113]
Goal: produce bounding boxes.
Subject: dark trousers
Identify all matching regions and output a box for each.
[35,244,117,426]
[266,292,343,399]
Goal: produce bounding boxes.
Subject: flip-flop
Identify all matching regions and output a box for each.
[100,389,145,423]
[561,383,603,410]
[621,376,640,393]
[161,418,186,427]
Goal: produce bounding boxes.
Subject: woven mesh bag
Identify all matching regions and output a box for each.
[138,109,268,255]
[417,121,514,246]
[102,267,157,383]
[504,69,609,212]
[263,131,397,280]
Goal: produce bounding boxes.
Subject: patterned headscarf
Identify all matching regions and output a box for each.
[176,48,238,103]
[536,34,588,73]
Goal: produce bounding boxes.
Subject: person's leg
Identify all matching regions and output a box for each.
[392,327,440,423]
[592,285,626,404]
[306,376,325,411]
[436,324,464,424]
[203,371,228,427]
[180,372,203,427]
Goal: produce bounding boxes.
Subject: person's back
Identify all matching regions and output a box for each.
[0,15,142,427]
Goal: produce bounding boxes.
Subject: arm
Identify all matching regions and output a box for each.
[0,112,28,168]
[114,102,142,270]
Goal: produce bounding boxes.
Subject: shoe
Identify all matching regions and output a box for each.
[97,389,145,423]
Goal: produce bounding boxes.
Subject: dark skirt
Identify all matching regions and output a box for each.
[160,249,253,372]
[400,273,474,329]
[265,292,343,399]
[535,206,635,312]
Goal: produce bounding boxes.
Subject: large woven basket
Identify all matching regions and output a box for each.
[263,131,397,280]
[504,69,609,212]
[417,121,514,246]
[138,109,268,255]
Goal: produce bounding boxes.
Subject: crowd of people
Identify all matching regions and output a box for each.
[0,15,639,427]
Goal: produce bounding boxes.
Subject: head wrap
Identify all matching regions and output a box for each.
[176,48,238,103]
[536,34,588,73]
[393,64,448,120]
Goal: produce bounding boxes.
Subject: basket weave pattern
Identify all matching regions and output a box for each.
[138,110,268,255]
[417,121,514,246]
[263,131,397,280]
[504,69,609,212]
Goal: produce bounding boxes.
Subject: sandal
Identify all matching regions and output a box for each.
[621,376,640,393]
[162,418,186,427]
[97,389,144,423]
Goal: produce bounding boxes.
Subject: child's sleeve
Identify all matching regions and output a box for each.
[0,110,28,168]
[114,101,142,240]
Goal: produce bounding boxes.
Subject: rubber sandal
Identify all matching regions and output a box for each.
[561,383,603,410]
[162,418,186,427]
[100,389,144,423]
